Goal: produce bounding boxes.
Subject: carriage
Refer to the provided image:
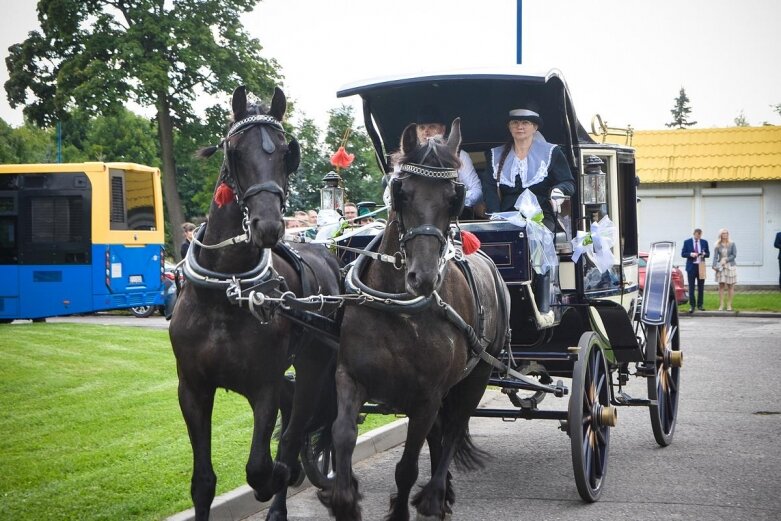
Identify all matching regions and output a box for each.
[172,73,682,521]
[301,69,682,503]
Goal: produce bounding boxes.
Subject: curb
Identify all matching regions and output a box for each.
[679,311,780,318]
[166,417,409,521]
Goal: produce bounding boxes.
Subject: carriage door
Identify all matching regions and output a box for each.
[578,150,622,297]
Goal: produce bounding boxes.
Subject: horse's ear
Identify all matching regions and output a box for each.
[285,138,300,174]
[270,86,287,121]
[400,123,418,155]
[447,118,461,154]
[232,86,247,119]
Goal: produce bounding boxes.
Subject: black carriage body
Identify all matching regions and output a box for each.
[337,70,650,357]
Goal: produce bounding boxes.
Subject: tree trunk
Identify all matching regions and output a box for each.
[156,93,186,261]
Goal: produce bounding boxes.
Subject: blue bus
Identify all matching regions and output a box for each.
[0,162,166,322]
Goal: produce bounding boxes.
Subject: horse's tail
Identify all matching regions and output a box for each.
[453,425,491,472]
[304,355,338,445]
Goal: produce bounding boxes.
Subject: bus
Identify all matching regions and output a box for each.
[0,162,167,322]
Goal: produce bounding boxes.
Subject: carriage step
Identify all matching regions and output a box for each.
[612,392,653,407]
[635,363,656,377]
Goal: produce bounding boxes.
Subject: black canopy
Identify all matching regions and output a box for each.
[337,69,594,171]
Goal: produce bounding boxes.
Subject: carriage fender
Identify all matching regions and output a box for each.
[641,241,676,326]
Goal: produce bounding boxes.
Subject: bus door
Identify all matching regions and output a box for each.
[0,189,20,319]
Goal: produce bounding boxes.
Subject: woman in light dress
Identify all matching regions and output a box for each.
[712,228,737,311]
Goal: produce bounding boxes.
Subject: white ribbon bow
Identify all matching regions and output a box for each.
[571,215,616,273]
[491,189,556,275]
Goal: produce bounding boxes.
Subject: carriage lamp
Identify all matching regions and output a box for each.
[320,171,344,213]
[581,155,607,205]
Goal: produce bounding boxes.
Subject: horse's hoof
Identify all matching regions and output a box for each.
[254,489,274,503]
[265,508,288,521]
[289,461,305,488]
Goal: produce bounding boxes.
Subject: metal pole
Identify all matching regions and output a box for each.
[516,0,523,64]
[56,120,62,163]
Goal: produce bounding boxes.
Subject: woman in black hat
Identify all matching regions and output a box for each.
[490,108,575,319]
[490,108,574,231]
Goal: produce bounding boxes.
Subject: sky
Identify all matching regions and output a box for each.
[1,0,780,131]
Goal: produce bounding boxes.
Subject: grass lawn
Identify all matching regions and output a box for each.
[0,323,391,521]
[678,290,781,312]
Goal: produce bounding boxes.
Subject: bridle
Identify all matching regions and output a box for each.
[218,113,294,217]
[392,162,464,273]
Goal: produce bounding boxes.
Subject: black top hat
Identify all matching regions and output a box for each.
[416,105,445,125]
[508,108,543,128]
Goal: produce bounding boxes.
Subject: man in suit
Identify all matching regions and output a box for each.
[774,231,781,290]
[681,228,710,313]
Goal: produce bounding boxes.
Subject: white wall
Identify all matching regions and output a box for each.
[637,181,781,286]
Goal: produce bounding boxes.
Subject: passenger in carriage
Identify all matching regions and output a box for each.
[489,107,576,320]
[488,107,575,232]
[414,106,483,219]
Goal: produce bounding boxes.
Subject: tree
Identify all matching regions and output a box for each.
[734,110,749,127]
[287,116,329,213]
[5,0,281,259]
[665,87,697,129]
[773,103,781,118]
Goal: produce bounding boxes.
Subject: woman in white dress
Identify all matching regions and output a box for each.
[712,228,737,311]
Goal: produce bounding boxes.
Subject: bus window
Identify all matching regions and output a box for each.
[23,194,90,264]
[110,168,157,231]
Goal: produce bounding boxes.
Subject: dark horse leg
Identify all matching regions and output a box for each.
[387,410,438,521]
[264,376,296,521]
[246,381,284,504]
[178,376,217,521]
[412,371,491,519]
[318,368,366,521]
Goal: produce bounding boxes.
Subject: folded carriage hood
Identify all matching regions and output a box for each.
[337,68,594,171]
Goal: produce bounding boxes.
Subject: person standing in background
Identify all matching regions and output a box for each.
[180,222,196,260]
[712,229,738,311]
[774,231,781,290]
[681,228,709,313]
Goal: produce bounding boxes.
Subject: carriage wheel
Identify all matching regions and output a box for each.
[569,332,615,503]
[300,426,335,489]
[645,297,681,447]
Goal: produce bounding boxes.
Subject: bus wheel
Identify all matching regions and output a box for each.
[130,306,155,318]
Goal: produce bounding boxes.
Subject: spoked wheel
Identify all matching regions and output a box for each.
[300,426,335,489]
[569,332,616,502]
[645,297,682,446]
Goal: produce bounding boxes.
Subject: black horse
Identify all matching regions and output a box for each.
[170,86,341,521]
[319,119,511,520]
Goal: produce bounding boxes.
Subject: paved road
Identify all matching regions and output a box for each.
[245,316,781,521]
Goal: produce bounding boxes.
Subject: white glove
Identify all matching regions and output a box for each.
[550,188,565,213]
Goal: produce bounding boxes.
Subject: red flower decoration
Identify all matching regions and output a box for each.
[330,146,355,169]
[214,182,235,208]
[460,230,481,255]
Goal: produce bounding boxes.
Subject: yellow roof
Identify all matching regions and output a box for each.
[592,126,781,183]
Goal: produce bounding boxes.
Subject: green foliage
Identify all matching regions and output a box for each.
[5,0,283,257]
[733,110,749,127]
[0,119,56,163]
[286,105,384,214]
[323,105,384,209]
[665,87,697,129]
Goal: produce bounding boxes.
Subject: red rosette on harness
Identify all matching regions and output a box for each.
[214,182,235,208]
[459,230,481,255]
